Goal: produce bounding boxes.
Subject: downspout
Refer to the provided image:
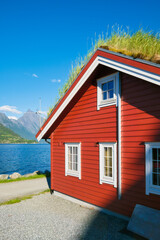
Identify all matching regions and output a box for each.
[45,139,51,144]
[50,133,54,191]
[117,74,121,200]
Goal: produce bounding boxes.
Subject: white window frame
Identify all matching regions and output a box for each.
[97,72,119,110]
[145,142,160,195]
[65,143,81,179]
[99,142,117,187]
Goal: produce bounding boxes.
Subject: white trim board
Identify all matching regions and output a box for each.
[117,74,121,200]
[37,56,160,141]
[53,190,130,221]
[145,142,160,195]
[97,56,160,85]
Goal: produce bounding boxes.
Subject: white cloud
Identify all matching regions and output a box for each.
[8,116,18,120]
[32,73,39,78]
[51,79,61,83]
[36,110,47,116]
[0,105,22,114]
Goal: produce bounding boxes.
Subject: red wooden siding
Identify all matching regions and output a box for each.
[51,72,160,217]
[51,73,122,214]
[121,74,160,214]
[36,49,160,140]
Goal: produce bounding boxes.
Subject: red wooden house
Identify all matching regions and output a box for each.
[36,48,160,217]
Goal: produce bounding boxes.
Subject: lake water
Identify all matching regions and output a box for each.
[0,144,50,175]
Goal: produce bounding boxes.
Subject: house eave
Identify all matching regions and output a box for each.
[98,47,160,69]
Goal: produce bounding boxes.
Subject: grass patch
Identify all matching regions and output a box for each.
[48,26,160,116]
[0,173,50,184]
[0,189,50,206]
[39,189,50,194]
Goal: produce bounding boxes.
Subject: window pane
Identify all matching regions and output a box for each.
[104,147,112,177]
[73,154,77,164]
[68,160,72,170]
[103,92,107,100]
[104,165,112,177]
[68,153,72,162]
[158,174,160,186]
[73,147,77,154]
[104,157,107,167]
[152,173,157,185]
[152,148,157,160]
[108,80,113,90]
[68,146,73,170]
[108,90,113,99]
[68,147,72,164]
[108,147,112,157]
[158,149,160,160]
[158,162,160,173]
[73,162,77,171]
[108,157,112,167]
[104,147,108,157]
[104,157,112,168]
[102,83,107,91]
[108,167,112,177]
[104,167,108,176]
[152,161,157,173]
[104,147,112,157]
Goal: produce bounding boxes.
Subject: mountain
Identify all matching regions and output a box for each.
[0,112,33,139]
[18,109,43,136]
[0,123,36,144]
[0,110,45,140]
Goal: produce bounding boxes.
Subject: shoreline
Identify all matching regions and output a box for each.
[0,170,51,183]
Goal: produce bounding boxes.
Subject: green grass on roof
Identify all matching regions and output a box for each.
[48,26,160,116]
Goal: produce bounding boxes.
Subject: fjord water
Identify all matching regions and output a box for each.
[0,144,50,175]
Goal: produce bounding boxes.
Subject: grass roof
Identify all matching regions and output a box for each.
[48,27,160,116]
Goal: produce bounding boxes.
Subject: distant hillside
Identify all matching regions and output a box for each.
[18,109,44,136]
[0,123,36,144]
[0,110,45,140]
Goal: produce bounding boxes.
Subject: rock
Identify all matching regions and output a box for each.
[9,172,21,179]
[33,170,42,175]
[0,174,9,180]
[23,171,42,178]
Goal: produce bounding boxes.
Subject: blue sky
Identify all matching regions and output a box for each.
[0,0,159,119]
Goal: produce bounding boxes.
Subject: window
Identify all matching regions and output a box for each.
[102,80,114,100]
[65,143,81,179]
[97,72,119,110]
[99,142,117,187]
[145,142,160,195]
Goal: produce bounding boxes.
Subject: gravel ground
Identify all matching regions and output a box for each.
[0,193,140,240]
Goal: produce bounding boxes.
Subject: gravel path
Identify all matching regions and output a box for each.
[0,178,50,203]
[0,193,139,240]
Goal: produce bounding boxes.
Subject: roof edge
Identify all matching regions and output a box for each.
[98,47,160,68]
[36,49,160,141]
